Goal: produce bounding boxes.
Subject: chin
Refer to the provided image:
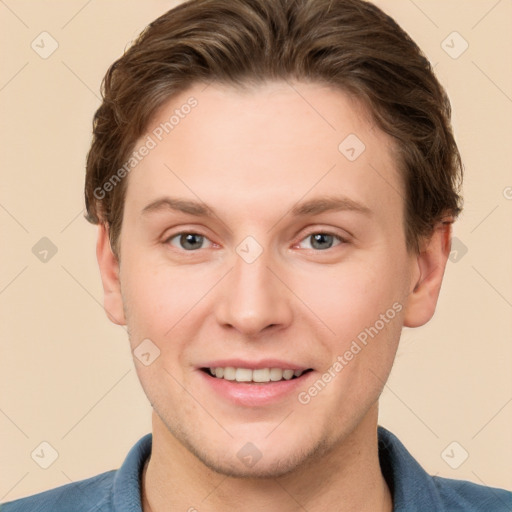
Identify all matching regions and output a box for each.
[194,444,326,480]
[168,418,334,480]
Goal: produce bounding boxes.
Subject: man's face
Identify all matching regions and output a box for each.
[103,81,423,477]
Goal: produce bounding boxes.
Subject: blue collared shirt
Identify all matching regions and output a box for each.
[2,427,511,511]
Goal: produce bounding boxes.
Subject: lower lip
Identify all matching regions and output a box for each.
[198,370,314,407]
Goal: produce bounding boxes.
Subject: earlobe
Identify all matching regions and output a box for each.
[96,223,126,326]
[402,221,452,328]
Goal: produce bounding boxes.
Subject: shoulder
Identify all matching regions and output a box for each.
[0,470,115,512]
[1,433,151,512]
[431,475,512,511]
[378,426,512,511]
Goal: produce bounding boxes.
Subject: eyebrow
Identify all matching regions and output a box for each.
[142,197,214,217]
[141,195,372,218]
[291,196,372,217]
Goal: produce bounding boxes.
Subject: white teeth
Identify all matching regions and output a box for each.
[252,368,270,382]
[283,369,294,380]
[207,367,307,383]
[235,368,253,382]
[223,367,236,380]
[269,368,283,381]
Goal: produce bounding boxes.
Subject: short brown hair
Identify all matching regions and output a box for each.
[84,0,463,258]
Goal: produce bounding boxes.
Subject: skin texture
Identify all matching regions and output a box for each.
[96,81,451,511]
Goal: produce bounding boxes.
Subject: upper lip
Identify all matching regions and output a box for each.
[198,359,312,371]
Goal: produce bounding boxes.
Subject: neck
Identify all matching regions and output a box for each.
[142,406,393,512]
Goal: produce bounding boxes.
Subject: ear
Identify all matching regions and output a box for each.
[403,220,452,328]
[96,223,126,326]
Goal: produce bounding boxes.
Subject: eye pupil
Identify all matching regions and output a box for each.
[180,233,203,250]
[311,233,334,250]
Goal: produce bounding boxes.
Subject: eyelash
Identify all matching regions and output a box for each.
[163,230,348,252]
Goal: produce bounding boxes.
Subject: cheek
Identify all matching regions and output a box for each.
[294,255,403,338]
[120,256,221,344]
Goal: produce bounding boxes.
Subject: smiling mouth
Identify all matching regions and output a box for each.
[200,367,314,383]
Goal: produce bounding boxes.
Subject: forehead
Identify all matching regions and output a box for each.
[124,81,404,227]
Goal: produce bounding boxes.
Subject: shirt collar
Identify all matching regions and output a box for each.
[112,433,151,512]
[378,426,443,511]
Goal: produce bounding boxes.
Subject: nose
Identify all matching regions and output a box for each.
[215,248,293,337]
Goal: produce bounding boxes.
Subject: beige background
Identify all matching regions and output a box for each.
[1,0,511,502]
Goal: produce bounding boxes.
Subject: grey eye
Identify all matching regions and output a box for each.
[300,233,342,251]
[168,233,210,250]
[311,233,334,250]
